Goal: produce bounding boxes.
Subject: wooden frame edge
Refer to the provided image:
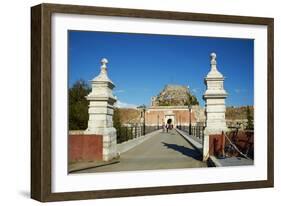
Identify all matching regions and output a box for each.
[267,19,274,187]
[42,180,272,202]
[31,3,53,201]
[41,3,274,24]
[31,4,43,201]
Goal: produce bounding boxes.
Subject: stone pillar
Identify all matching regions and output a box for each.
[84,58,117,161]
[202,53,228,161]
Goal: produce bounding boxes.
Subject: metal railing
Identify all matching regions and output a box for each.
[178,125,205,139]
[145,126,159,134]
[116,125,159,144]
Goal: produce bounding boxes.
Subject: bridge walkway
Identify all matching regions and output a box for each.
[77,129,207,173]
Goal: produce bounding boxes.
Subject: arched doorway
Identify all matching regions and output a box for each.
[164,113,175,126]
[167,118,172,124]
[166,118,174,129]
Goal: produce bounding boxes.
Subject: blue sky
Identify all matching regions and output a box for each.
[68,30,254,107]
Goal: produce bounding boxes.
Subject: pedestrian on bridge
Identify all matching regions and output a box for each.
[166,124,169,133]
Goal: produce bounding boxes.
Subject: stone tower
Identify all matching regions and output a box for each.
[203,53,228,161]
[85,58,117,161]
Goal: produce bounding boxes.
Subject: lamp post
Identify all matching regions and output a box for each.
[189,106,192,135]
[137,104,146,136]
[143,106,146,135]
[157,114,159,130]
[179,115,181,130]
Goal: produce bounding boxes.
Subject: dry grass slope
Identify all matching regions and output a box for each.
[116,108,141,124]
[226,106,254,120]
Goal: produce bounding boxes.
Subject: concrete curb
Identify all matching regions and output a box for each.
[69,157,120,173]
[175,128,222,167]
[175,128,203,154]
[208,156,223,167]
[117,129,162,154]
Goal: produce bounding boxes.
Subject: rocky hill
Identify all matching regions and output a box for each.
[151,84,199,106]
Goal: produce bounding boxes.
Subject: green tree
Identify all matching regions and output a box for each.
[246,105,254,130]
[183,93,199,106]
[113,108,122,143]
[113,108,122,129]
[69,80,91,130]
[188,93,199,105]
[158,102,171,106]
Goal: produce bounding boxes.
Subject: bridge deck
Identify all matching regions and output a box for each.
[76,129,207,173]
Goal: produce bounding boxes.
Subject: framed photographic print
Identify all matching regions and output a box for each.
[31,3,274,202]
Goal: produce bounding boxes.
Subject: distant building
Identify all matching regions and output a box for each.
[144,84,205,126]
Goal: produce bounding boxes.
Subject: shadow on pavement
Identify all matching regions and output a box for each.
[161,142,202,161]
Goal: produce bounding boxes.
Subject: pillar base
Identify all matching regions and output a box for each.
[84,127,117,161]
[203,134,209,162]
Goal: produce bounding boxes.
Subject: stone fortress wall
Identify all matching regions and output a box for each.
[145,105,205,126]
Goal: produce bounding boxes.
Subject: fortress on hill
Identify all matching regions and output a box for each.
[145,84,205,127]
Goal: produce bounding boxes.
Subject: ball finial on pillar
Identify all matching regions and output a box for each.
[210,52,217,66]
[101,58,108,72]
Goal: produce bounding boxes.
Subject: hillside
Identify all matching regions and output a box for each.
[226,106,254,120]
[151,84,198,106]
[114,106,254,126]
[113,108,141,125]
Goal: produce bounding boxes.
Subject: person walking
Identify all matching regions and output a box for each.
[166,123,169,133]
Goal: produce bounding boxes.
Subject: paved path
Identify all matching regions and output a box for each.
[76,129,207,173]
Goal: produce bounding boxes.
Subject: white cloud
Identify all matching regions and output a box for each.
[234,89,241,93]
[115,100,138,108]
[234,89,247,94]
[114,89,125,93]
[192,88,198,93]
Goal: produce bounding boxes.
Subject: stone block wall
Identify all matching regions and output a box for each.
[145,109,197,126]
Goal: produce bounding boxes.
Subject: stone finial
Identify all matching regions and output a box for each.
[206,52,222,78]
[101,58,108,73]
[92,57,113,84]
[210,52,217,68]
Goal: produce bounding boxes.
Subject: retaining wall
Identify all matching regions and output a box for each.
[69,134,103,162]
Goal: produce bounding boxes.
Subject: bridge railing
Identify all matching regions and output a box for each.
[177,125,205,139]
[116,125,159,144]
